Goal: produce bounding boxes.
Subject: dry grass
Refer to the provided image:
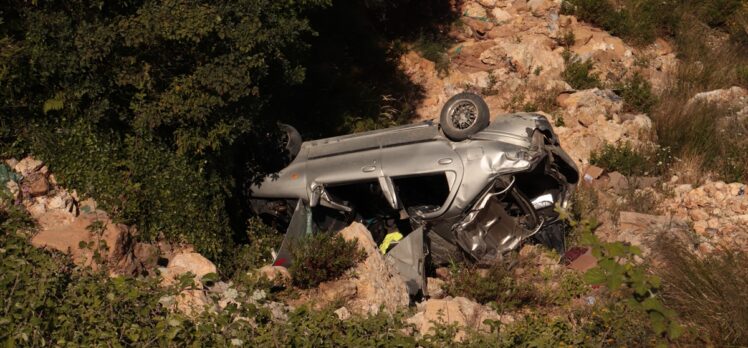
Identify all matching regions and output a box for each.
[651,20,748,182]
[654,235,748,346]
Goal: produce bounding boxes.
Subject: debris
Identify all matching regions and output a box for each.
[583,165,604,184]
[566,247,597,272]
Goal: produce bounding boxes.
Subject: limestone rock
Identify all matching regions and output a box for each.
[23,173,49,197]
[491,8,513,22]
[407,297,513,341]
[14,157,43,176]
[338,222,410,315]
[166,252,217,284]
[427,277,446,299]
[256,265,292,287]
[334,306,351,320]
[464,2,488,18]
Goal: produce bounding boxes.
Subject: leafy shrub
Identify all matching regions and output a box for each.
[561,52,601,90]
[413,31,454,75]
[590,142,672,176]
[558,212,683,344]
[444,263,539,308]
[289,233,365,289]
[618,73,657,113]
[224,218,284,278]
[655,236,748,346]
[28,121,232,260]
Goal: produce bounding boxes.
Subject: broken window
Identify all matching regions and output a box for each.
[392,172,450,214]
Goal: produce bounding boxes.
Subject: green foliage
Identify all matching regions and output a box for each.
[561,52,601,90]
[444,264,539,309]
[413,31,454,75]
[224,218,284,278]
[289,233,366,289]
[618,73,657,113]
[557,30,576,48]
[590,142,671,176]
[0,0,331,259]
[562,0,747,46]
[655,236,748,346]
[558,211,683,344]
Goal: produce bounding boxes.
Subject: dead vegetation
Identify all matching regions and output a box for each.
[655,235,748,346]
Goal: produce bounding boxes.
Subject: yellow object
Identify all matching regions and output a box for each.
[379,231,403,254]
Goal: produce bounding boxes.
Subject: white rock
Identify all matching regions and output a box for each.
[464,2,488,18]
[491,8,513,22]
[334,306,351,320]
[168,252,217,281]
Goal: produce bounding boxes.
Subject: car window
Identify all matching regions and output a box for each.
[392,173,450,211]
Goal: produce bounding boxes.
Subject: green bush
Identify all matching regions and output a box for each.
[619,73,657,113]
[413,31,454,75]
[560,0,675,46]
[0,0,331,260]
[444,264,539,308]
[590,142,671,176]
[561,52,601,90]
[289,233,366,289]
[558,211,683,345]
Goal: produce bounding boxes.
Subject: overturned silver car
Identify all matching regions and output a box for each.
[250,93,579,295]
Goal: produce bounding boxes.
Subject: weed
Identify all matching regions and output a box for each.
[590,142,672,177]
[618,73,657,113]
[655,235,748,346]
[289,233,365,289]
[558,210,683,344]
[444,263,539,310]
[558,30,576,48]
[561,51,601,90]
[413,32,453,75]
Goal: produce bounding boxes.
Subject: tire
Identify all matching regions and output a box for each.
[439,92,490,141]
[278,123,302,160]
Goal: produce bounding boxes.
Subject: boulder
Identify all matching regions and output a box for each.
[427,277,446,299]
[23,173,49,197]
[407,297,513,341]
[334,306,351,320]
[464,2,488,18]
[256,265,292,287]
[14,157,43,176]
[165,252,217,285]
[491,8,513,22]
[338,222,410,315]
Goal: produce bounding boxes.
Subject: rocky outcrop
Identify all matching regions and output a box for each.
[401,0,676,122]
[554,88,654,165]
[662,180,748,253]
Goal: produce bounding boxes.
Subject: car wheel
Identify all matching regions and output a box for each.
[439,92,490,141]
[278,123,302,160]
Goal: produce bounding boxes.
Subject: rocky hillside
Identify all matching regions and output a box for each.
[2,0,748,346]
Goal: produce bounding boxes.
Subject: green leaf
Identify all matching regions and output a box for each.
[42,96,64,114]
[668,320,684,339]
[648,311,667,334]
[606,273,624,290]
[583,268,606,285]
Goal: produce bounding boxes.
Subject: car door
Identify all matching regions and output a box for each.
[379,134,464,219]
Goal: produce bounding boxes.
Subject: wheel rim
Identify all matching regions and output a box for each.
[448,100,478,130]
